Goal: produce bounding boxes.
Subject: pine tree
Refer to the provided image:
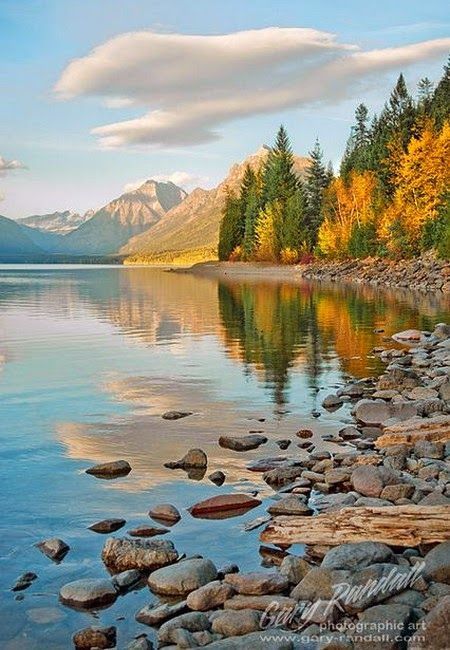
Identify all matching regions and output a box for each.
[431,56,450,128]
[261,125,299,205]
[304,139,328,249]
[218,189,244,260]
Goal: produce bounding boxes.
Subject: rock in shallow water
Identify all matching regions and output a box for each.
[162,410,192,420]
[188,493,261,519]
[36,538,70,562]
[72,626,116,649]
[102,537,178,572]
[224,571,288,595]
[88,518,126,534]
[11,572,38,592]
[127,525,168,537]
[148,558,218,596]
[267,496,312,516]
[219,434,268,451]
[148,503,181,524]
[164,447,208,470]
[135,600,188,626]
[186,580,235,610]
[60,579,117,609]
[208,470,226,485]
[85,459,131,478]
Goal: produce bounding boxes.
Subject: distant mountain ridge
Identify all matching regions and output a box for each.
[122,146,310,262]
[19,210,92,234]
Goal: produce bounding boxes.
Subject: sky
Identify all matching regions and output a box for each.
[0,0,449,219]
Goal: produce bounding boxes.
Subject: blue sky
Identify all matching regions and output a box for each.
[0,0,448,218]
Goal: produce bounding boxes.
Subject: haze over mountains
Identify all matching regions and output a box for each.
[0,147,310,262]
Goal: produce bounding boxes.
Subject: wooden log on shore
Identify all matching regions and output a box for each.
[260,505,450,547]
[375,415,450,449]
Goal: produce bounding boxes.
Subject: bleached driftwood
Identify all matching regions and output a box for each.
[375,415,450,448]
[260,505,450,547]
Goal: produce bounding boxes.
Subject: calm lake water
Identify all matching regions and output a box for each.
[0,265,449,648]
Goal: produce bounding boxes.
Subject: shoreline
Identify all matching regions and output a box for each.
[183,256,450,294]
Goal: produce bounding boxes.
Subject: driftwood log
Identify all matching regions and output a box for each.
[375,415,450,448]
[260,505,450,547]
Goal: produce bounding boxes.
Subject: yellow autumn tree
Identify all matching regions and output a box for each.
[254,200,282,261]
[318,171,378,257]
[379,120,450,255]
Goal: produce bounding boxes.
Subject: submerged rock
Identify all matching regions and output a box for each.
[85,459,131,478]
[188,493,261,519]
[208,470,226,485]
[127,526,169,537]
[60,579,117,610]
[148,558,218,596]
[219,434,268,451]
[102,537,178,572]
[164,448,207,470]
[162,410,193,420]
[36,538,70,562]
[11,572,37,592]
[72,626,116,649]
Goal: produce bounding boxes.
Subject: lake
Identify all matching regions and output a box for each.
[0,265,449,648]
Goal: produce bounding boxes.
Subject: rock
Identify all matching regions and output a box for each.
[73,626,116,649]
[354,604,412,649]
[321,542,395,571]
[219,434,268,451]
[267,496,312,516]
[408,387,439,400]
[263,465,305,488]
[102,537,178,572]
[209,470,226,485]
[313,492,357,512]
[158,612,210,644]
[322,394,343,409]
[224,572,288,595]
[148,503,181,524]
[135,600,188,626]
[351,465,384,497]
[354,497,393,507]
[392,329,422,343]
[111,569,142,592]
[127,526,169,537]
[297,429,314,438]
[423,541,450,583]
[207,631,293,649]
[344,563,414,612]
[11,572,37,592]
[324,469,351,485]
[317,633,353,650]
[290,567,350,601]
[162,411,192,420]
[419,492,450,506]
[211,609,261,637]
[279,556,312,584]
[85,459,131,477]
[59,579,117,609]
[218,563,240,578]
[126,638,153,650]
[88,518,126,534]
[380,483,415,501]
[223,594,297,611]
[148,558,217,596]
[186,580,235,610]
[414,440,445,459]
[188,493,261,518]
[276,439,292,450]
[247,457,289,472]
[36,538,70,562]
[244,515,272,532]
[164,448,207,469]
[408,596,450,649]
[354,399,391,426]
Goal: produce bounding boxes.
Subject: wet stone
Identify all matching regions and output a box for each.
[36,538,70,562]
[88,518,126,534]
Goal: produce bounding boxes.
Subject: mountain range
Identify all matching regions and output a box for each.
[0,147,310,262]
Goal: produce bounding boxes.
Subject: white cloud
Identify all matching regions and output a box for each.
[55,27,450,148]
[124,171,208,193]
[0,155,27,176]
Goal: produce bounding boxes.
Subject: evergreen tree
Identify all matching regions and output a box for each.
[431,57,450,128]
[261,125,299,205]
[218,189,244,260]
[304,139,328,249]
[281,186,307,254]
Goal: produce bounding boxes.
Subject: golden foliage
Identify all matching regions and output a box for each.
[254,201,282,262]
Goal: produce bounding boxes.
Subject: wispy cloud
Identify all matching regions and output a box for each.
[55,27,450,148]
[0,155,27,176]
[124,171,209,193]
[371,22,450,36]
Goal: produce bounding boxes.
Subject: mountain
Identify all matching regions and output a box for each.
[0,215,45,256]
[63,180,187,255]
[19,210,91,235]
[122,146,310,262]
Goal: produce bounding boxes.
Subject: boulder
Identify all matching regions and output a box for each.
[380,483,415,501]
[267,496,312,517]
[135,600,188,626]
[111,569,142,593]
[162,411,192,420]
[148,503,181,524]
[73,626,116,649]
[209,470,226,485]
[36,538,70,562]
[186,580,235,610]
[224,571,289,595]
[158,612,210,644]
[354,604,413,649]
[279,556,312,584]
[148,558,218,596]
[206,631,293,649]
[351,465,384,497]
[322,394,343,409]
[126,638,152,650]
[290,567,350,601]
[88,518,126,534]
[59,579,117,609]
[85,459,131,477]
[392,329,422,343]
[414,440,445,459]
[211,609,261,637]
[354,399,391,426]
[263,465,305,489]
[321,542,395,571]
[102,538,178,572]
[127,526,168,537]
[164,448,207,469]
[408,595,450,649]
[423,541,450,583]
[223,594,297,611]
[219,434,268,451]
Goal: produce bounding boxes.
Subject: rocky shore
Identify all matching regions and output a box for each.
[20,324,450,648]
[300,255,450,294]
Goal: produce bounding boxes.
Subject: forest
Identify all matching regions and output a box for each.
[218,58,450,263]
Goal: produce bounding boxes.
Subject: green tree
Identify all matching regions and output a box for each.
[218,189,244,260]
[281,186,307,253]
[304,139,328,249]
[431,56,450,128]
